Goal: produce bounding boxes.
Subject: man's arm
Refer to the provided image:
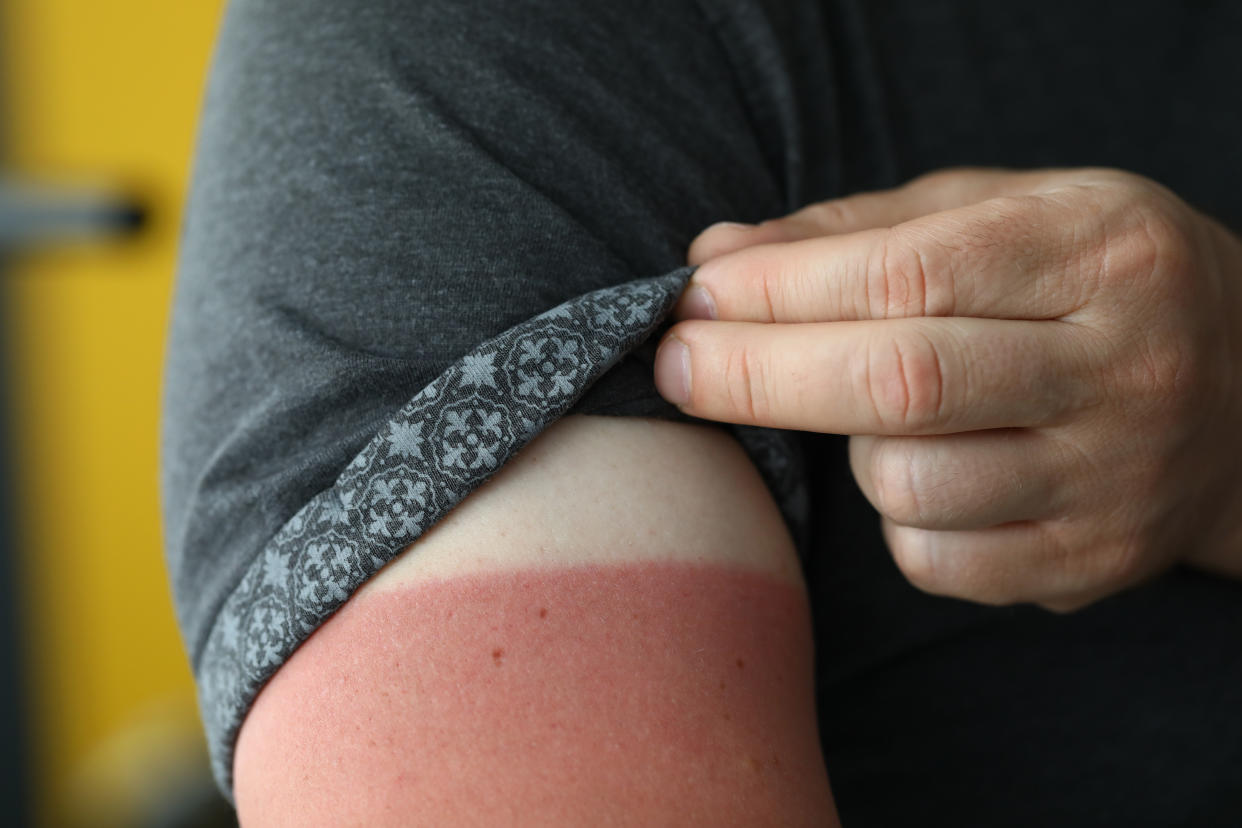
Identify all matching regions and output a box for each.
[232,414,838,826]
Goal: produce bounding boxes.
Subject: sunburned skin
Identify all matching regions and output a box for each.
[233,562,831,826]
[231,415,838,826]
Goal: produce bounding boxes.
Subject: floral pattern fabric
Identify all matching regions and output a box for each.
[196,266,809,802]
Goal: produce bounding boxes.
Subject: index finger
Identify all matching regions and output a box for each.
[687,166,1072,265]
[676,192,1104,324]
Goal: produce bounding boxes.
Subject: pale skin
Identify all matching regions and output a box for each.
[654,166,1242,612]
[234,415,839,826]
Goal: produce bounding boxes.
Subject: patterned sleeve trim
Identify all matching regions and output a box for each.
[196,265,809,803]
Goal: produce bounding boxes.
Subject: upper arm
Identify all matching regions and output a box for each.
[162,0,786,664]
[232,414,837,826]
[161,0,824,820]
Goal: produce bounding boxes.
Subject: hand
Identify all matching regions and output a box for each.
[654,167,1242,611]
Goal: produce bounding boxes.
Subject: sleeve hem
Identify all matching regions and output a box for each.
[192,265,809,804]
[194,268,692,802]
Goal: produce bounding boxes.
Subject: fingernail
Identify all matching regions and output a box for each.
[679,284,717,320]
[654,334,691,406]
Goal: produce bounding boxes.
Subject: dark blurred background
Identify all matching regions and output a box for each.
[1,1,235,825]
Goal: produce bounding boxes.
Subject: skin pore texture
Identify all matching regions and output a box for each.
[232,415,838,826]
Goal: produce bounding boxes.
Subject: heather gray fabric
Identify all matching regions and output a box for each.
[161,0,1242,820]
[161,0,816,803]
[191,269,809,798]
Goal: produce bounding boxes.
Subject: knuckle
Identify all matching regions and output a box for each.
[732,247,801,323]
[722,342,775,424]
[881,222,967,318]
[871,443,932,526]
[752,259,784,323]
[1108,191,1197,288]
[1139,204,1196,277]
[866,331,947,431]
[804,197,860,230]
[877,230,940,317]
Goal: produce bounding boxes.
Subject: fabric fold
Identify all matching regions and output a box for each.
[196,265,808,801]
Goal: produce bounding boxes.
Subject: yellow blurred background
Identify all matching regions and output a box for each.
[2,1,232,825]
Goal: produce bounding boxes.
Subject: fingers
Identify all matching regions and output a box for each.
[686,166,1074,265]
[674,191,1103,324]
[653,316,1099,435]
[848,429,1071,531]
[878,515,1161,611]
[879,517,1088,607]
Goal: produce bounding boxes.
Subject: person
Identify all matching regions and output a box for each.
[158,0,1242,824]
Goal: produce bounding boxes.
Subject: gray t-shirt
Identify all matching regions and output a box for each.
[161,0,1242,821]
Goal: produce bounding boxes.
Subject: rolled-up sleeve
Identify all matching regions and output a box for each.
[158,0,810,801]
